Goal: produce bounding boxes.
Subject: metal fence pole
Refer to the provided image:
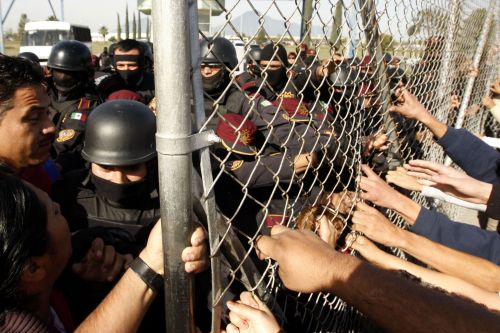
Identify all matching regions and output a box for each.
[330,0,343,52]
[301,0,313,45]
[434,0,460,124]
[0,0,4,54]
[358,0,402,169]
[188,1,223,332]
[444,0,495,166]
[152,1,194,332]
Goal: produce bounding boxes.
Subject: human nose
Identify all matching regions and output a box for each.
[109,169,128,184]
[42,114,56,135]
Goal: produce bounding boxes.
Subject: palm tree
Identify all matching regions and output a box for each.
[99,26,109,41]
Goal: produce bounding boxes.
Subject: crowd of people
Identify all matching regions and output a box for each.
[0,33,499,333]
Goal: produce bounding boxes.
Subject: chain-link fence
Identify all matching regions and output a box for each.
[154,0,500,331]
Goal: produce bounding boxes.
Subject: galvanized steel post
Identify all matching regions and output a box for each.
[188,1,223,332]
[301,0,313,45]
[435,0,460,124]
[358,0,402,169]
[152,1,194,332]
[445,0,495,166]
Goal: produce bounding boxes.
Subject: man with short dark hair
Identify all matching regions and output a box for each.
[0,55,56,191]
[96,39,155,104]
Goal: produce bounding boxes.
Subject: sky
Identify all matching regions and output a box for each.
[1,0,400,34]
[1,0,138,33]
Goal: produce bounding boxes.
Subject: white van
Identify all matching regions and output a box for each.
[20,21,92,64]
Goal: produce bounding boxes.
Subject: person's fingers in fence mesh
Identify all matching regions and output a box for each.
[347,234,398,269]
[351,201,402,249]
[405,159,493,205]
[295,205,346,247]
[255,227,500,332]
[223,292,281,333]
[255,225,341,294]
[386,167,423,192]
[323,190,356,215]
[359,164,401,209]
[389,89,448,139]
[359,164,422,224]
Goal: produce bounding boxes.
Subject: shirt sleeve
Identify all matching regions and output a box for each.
[421,186,486,212]
[411,207,500,264]
[486,183,500,220]
[436,127,500,183]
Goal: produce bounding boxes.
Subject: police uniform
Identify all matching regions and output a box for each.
[96,71,155,104]
[53,168,159,232]
[48,82,102,173]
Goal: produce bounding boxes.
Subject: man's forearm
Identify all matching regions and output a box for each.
[375,249,500,311]
[390,192,422,225]
[75,252,158,333]
[396,230,500,292]
[419,112,448,140]
[328,252,500,333]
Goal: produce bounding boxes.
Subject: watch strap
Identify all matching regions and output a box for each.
[129,256,163,293]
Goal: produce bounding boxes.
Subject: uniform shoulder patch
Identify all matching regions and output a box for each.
[70,112,89,122]
[229,160,244,171]
[56,129,76,143]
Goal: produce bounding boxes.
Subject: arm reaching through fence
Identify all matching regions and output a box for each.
[386,166,488,212]
[405,159,493,205]
[359,164,421,224]
[390,90,500,183]
[349,235,500,311]
[255,225,500,333]
[389,89,448,139]
[350,202,500,292]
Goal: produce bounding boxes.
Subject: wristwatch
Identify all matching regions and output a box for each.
[129,256,164,293]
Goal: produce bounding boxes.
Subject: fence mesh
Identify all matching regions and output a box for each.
[192,0,500,331]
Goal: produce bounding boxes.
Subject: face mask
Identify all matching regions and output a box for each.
[91,173,149,205]
[202,68,229,96]
[52,70,86,93]
[264,66,287,91]
[117,68,143,87]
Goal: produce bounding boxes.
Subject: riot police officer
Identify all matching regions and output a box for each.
[53,100,207,237]
[47,40,102,173]
[96,39,155,104]
[52,102,210,332]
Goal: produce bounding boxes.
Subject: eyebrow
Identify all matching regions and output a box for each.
[21,104,48,118]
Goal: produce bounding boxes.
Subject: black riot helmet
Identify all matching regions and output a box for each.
[18,52,40,63]
[246,46,262,64]
[329,63,359,89]
[200,37,238,70]
[47,40,92,72]
[200,37,238,96]
[82,100,156,166]
[245,45,262,77]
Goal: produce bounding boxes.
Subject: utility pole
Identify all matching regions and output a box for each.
[60,0,64,21]
[0,0,4,54]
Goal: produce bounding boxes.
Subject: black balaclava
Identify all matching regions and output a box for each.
[91,173,149,206]
[52,69,88,95]
[260,43,288,91]
[202,65,231,97]
[114,54,145,86]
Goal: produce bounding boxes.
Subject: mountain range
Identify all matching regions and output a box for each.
[212,11,331,38]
